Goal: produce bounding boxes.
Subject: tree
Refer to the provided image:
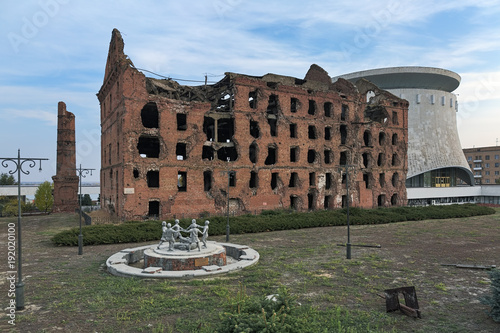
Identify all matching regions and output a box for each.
[0,173,16,185]
[34,181,53,213]
[496,178,500,185]
[78,194,93,206]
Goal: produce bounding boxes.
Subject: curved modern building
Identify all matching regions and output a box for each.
[333,67,474,205]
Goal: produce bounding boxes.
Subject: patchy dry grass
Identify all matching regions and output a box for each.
[1,209,499,332]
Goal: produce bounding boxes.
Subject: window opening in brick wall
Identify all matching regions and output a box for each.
[340,125,347,144]
[379,173,385,187]
[377,153,385,167]
[326,172,332,189]
[362,152,370,168]
[249,171,258,188]
[392,153,399,166]
[324,195,331,209]
[363,130,372,146]
[138,136,160,158]
[177,171,187,191]
[202,146,214,160]
[147,170,160,188]
[290,146,298,162]
[363,173,370,189]
[290,98,299,113]
[289,123,297,138]
[309,172,315,186]
[324,102,332,117]
[324,150,332,164]
[268,118,278,137]
[204,170,212,191]
[379,132,386,145]
[392,133,398,145]
[377,194,385,207]
[176,142,187,160]
[217,146,238,161]
[148,200,160,217]
[341,104,348,120]
[392,172,399,187]
[342,173,346,184]
[265,146,277,165]
[308,192,315,210]
[391,193,398,206]
[141,102,159,128]
[325,127,331,140]
[308,125,317,139]
[203,117,215,141]
[250,120,260,138]
[308,100,316,115]
[249,90,257,109]
[249,143,258,163]
[392,111,398,125]
[290,195,298,210]
[271,172,279,190]
[307,149,316,163]
[342,195,347,208]
[176,113,187,131]
[133,168,139,178]
[217,118,234,142]
[217,90,233,112]
[109,143,112,164]
[229,172,236,187]
[267,94,279,115]
[289,172,298,187]
[340,151,347,165]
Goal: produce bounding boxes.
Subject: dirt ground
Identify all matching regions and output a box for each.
[1,209,499,332]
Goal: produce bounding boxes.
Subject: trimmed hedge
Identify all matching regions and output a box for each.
[51,204,495,247]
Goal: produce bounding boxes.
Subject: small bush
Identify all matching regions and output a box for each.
[480,269,500,322]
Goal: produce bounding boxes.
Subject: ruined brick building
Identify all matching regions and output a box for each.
[52,101,79,212]
[98,29,409,220]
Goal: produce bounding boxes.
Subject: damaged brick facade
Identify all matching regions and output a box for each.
[52,101,79,212]
[98,29,408,220]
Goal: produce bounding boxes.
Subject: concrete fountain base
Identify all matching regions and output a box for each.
[106,241,259,279]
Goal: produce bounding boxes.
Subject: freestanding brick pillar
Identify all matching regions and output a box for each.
[52,101,79,212]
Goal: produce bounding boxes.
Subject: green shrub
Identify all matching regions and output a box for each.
[480,269,500,322]
[51,204,495,247]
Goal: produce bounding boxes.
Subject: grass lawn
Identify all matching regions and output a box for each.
[1,208,499,332]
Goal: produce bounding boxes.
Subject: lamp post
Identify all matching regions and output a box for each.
[74,164,95,255]
[223,157,235,242]
[339,164,354,259]
[1,149,48,310]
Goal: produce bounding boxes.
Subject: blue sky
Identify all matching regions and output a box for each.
[1,0,499,183]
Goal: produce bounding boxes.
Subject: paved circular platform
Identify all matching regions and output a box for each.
[106,241,259,279]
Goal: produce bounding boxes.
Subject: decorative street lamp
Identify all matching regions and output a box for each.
[1,149,48,310]
[74,164,95,255]
[223,157,235,242]
[339,164,354,259]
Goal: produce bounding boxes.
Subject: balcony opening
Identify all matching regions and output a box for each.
[203,117,215,141]
[176,113,187,131]
[217,146,238,161]
[249,90,257,109]
[250,120,260,139]
[392,133,398,145]
[391,193,398,206]
[308,125,317,139]
[204,170,212,191]
[141,102,159,128]
[309,172,315,187]
[137,136,160,158]
[148,200,160,217]
[324,102,332,117]
[176,142,187,160]
[379,173,385,187]
[249,171,258,188]
[147,170,159,188]
[271,172,279,190]
[340,125,347,144]
[265,146,277,165]
[307,149,316,164]
[392,172,399,187]
[326,172,332,189]
[363,130,372,146]
[249,143,258,164]
[308,100,316,115]
[290,98,299,113]
[202,146,214,160]
[290,146,299,162]
[289,172,298,187]
[340,151,347,165]
[324,150,332,164]
[341,104,348,120]
[177,171,187,191]
[325,127,331,140]
[290,123,297,138]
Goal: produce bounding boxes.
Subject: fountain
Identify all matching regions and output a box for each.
[106,219,259,278]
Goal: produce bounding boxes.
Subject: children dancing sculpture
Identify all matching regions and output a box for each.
[157,219,210,252]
